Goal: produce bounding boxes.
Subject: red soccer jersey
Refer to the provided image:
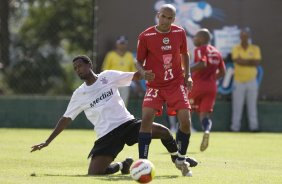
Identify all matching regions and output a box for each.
[137,25,188,89]
[192,45,225,90]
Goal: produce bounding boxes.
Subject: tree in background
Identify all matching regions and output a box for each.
[18,0,93,54]
[3,0,94,95]
[0,0,10,69]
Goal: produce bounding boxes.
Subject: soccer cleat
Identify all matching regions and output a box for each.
[185,157,198,167]
[121,157,134,174]
[175,159,192,177]
[171,155,198,167]
[200,132,210,152]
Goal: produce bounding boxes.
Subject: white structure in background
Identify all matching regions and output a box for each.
[213,26,241,58]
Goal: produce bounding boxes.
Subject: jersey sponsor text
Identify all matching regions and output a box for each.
[90,89,113,107]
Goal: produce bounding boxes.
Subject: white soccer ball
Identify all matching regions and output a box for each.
[130,159,155,183]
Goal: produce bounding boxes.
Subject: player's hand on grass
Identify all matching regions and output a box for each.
[31,142,49,152]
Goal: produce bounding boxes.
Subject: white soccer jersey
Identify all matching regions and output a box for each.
[63,70,135,139]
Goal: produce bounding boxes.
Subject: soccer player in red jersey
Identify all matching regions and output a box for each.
[190,29,226,152]
[136,4,193,176]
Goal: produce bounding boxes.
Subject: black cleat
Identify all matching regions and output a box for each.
[171,155,198,167]
[121,157,134,174]
[185,157,198,167]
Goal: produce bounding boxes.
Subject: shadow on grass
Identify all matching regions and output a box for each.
[34,174,179,181]
[95,174,179,181]
[41,174,131,181]
[42,174,88,177]
[159,151,200,155]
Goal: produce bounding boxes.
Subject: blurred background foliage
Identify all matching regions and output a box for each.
[0,0,95,95]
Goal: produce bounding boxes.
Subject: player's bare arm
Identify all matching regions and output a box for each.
[245,59,260,66]
[181,53,193,91]
[234,57,260,66]
[190,61,207,72]
[31,117,71,152]
[135,61,155,82]
[132,71,143,81]
[216,67,226,80]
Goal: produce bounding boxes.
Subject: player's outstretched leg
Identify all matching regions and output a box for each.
[88,155,115,175]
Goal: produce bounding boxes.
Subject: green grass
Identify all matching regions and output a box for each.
[1,128,282,184]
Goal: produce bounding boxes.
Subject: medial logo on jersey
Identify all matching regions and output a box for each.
[90,89,113,108]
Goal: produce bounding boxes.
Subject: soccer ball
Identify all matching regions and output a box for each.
[130,159,155,183]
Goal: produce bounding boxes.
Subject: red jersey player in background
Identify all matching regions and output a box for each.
[190,29,226,152]
[136,4,194,176]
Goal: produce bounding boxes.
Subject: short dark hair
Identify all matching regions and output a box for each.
[72,55,92,64]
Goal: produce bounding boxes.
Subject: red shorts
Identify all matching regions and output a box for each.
[189,87,216,113]
[143,84,191,116]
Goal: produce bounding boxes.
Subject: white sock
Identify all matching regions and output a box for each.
[178,153,186,161]
[118,162,123,170]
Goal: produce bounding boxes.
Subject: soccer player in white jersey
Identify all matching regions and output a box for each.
[31,55,197,175]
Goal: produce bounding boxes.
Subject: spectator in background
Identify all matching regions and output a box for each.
[102,36,136,106]
[190,29,226,152]
[230,28,262,132]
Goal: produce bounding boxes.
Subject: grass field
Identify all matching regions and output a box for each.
[1,128,282,184]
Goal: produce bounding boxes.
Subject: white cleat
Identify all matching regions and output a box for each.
[175,159,192,177]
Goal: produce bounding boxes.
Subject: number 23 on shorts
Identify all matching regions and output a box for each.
[145,88,159,98]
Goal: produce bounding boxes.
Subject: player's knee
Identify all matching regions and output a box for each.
[179,121,191,134]
[88,167,106,175]
[159,126,173,139]
[152,124,172,139]
[163,128,173,139]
